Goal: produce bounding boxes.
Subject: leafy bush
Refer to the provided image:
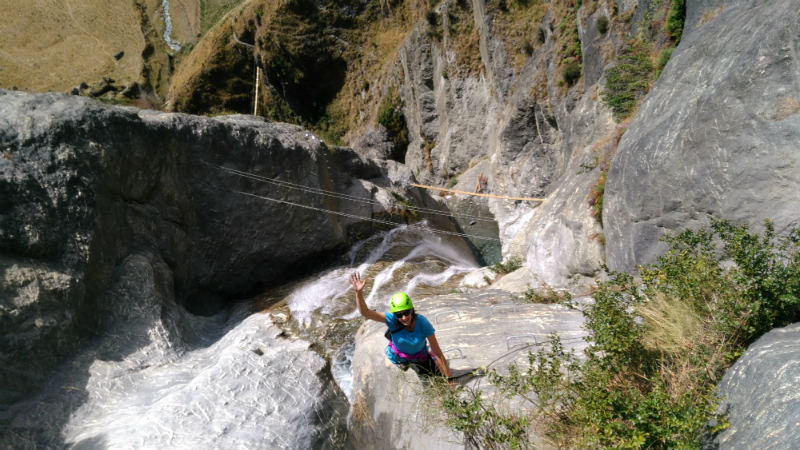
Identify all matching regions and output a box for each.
[656,46,675,78]
[483,219,800,449]
[666,0,687,42]
[377,87,409,161]
[596,15,609,34]
[492,257,523,274]
[522,39,534,56]
[562,60,582,86]
[601,39,653,120]
[439,384,530,450]
[426,10,439,27]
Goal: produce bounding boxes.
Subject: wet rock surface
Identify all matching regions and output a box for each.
[0,90,399,407]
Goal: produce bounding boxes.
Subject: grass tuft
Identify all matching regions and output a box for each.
[601,39,653,120]
[637,292,704,355]
[491,257,523,275]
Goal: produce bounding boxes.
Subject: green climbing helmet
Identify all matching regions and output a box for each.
[389,292,414,313]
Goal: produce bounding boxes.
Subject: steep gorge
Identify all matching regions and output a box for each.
[2,0,800,449]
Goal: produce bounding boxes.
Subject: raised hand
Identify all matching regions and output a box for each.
[350,272,367,292]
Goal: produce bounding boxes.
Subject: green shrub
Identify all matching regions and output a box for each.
[522,39,533,56]
[656,46,675,78]
[596,15,609,34]
[521,286,570,304]
[666,0,687,42]
[439,384,530,450]
[492,257,523,274]
[601,39,653,120]
[482,219,800,449]
[562,60,582,86]
[377,87,409,161]
[426,10,439,26]
[587,169,607,223]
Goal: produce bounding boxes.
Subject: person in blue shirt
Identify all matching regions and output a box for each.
[350,272,451,377]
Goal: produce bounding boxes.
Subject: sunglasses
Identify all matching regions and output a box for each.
[395,310,413,318]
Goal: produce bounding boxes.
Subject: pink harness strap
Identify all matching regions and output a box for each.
[388,341,434,362]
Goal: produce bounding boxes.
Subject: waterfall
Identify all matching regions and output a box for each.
[20,223,476,449]
[284,222,478,401]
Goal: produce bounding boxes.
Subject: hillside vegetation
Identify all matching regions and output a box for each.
[3,0,682,148]
[438,220,800,449]
[165,0,684,146]
[168,0,427,144]
[0,0,146,92]
[0,0,243,101]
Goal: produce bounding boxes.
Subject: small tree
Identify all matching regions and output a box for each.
[562,60,582,86]
[377,87,409,161]
[596,15,609,34]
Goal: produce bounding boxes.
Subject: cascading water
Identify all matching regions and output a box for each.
[9,223,477,449]
[281,222,479,402]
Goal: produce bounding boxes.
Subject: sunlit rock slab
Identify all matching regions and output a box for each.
[349,289,588,449]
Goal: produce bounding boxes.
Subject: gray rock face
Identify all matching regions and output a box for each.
[393,1,619,285]
[0,90,391,402]
[351,125,396,161]
[604,0,800,272]
[349,289,588,449]
[704,323,800,450]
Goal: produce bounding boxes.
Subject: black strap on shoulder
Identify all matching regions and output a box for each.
[384,312,416,340]
[384,322,404,340]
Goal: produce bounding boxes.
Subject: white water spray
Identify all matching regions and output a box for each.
[21,224,475,449]
[283,222,478,400]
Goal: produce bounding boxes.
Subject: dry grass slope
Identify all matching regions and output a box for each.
[0,0,145,92]
[0,0,239,94]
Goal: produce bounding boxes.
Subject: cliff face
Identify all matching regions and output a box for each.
[166,0,684,286]
[3,0,800,448]
[605,0,800,272]
[393,0,622,287]
[0,90,416,403]
[349,0,800,448]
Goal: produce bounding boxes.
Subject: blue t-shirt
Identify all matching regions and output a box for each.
[384,312,435,355]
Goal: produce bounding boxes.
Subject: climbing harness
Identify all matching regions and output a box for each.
[388,341,433,363]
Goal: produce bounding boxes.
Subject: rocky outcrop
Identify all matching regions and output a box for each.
[703,322,800,450]
[0,90,425,403]
[604,0,800,272]
[394,0,623,284]
[349,288,588,449]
